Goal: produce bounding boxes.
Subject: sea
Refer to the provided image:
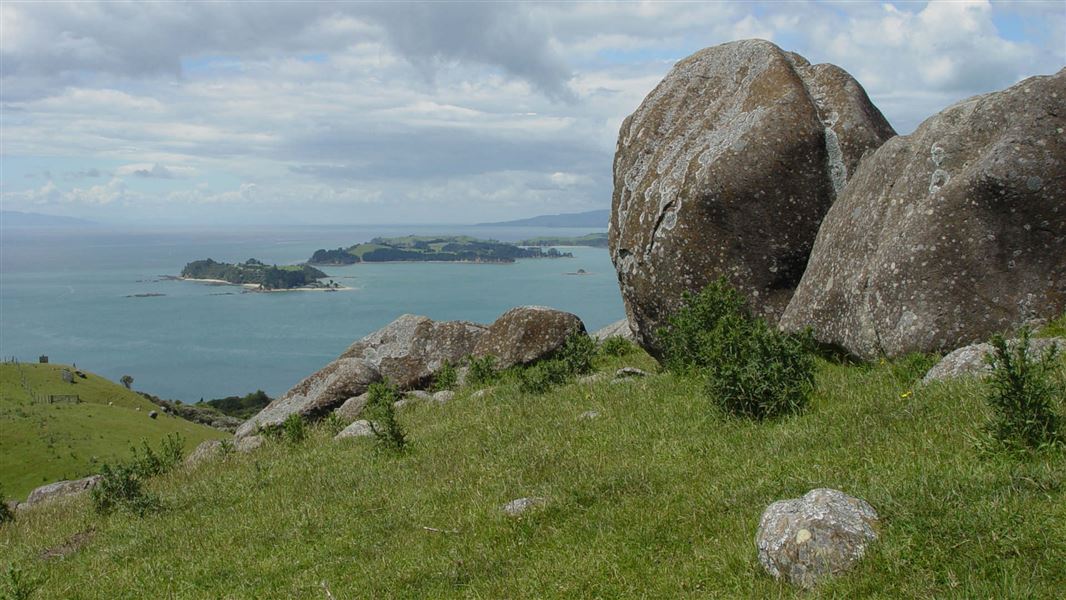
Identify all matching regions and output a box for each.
[0,225,624,402]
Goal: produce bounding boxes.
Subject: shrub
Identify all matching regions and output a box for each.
[3,565,35,600]
[432,361,458,392]
[128,433,185,478]
[599,335,635,357]
[0,486,13,525]
[466,355,498,386]
[558,333,596,375]
[656,277,751,374]
[282,413,308,444]
[90,463,160,516]
[657,277,815,419]
[518,359,572,394]
[323,412,346,437]
[364,382,407,452]
[983,330,1062,451]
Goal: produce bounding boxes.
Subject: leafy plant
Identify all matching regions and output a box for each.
[983,330,1062,451]
[3,565,35,600]
[0,486,13,526]
[432,361,458,392]
[518,359,572,394]
[466,355,498,386]
[599,336,635,357]
[90,462,160,516]
[324,413,346,437]
[282,413,308,445]
[365,382,407,452]
[557,333,597,376]
[657,277,815,419]
[128,433,185,478]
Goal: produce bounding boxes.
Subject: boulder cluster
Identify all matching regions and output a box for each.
[610,39,1065,359]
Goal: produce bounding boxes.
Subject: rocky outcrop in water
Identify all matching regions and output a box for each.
[781,70,1066,358]
[610,39,894,356]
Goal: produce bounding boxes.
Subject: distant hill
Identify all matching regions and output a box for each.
[1,210,96,227]
[0,362,228,498]
[520,232,609,248]
[476,209,609,228]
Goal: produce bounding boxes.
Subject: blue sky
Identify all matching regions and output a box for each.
[2,1,1063,226]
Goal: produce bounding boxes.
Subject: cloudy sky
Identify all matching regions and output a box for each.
[2,1,1063,226]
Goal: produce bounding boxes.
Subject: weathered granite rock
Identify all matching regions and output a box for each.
[756,488,879,588]
[340,314,487,390]
[236,358,380,437]
[782,70,1066,359]
[610,39,895,356]
[184,439,224,467]
[334,393,369,423]
[592,318,635,342]
[334,420,374,440]
[501,496,547,517]
[473,306,586,369]
[23,475,102,508]
[615,367,649,379]
[235,435,264,453]
[923,337,1063,384]
[432,390,455,404]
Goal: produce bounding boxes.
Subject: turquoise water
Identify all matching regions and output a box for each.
[0,226,624,402]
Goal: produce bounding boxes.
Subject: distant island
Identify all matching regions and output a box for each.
[180,258,337,291]
[309,236,573,265]
[520,232,609,248]
[476,209,609,228]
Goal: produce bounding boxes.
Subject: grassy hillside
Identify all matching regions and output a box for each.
[1,347,1063,598]
[0,363,229,499]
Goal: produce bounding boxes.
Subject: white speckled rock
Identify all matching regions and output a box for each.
[610,39,894,357]
[473,306,586,369]
[592,318,635,342]
[23,475,102,508]
[334,420,375,440]
[922,337,1063,384]
[501,496,547,517]
[340,314,487,390]
[756,488,879,588]
[184,439,224,468]
[432,390,454,404]
[235,434,264,453]
[334,393,370,423]
[782,70,1066,359]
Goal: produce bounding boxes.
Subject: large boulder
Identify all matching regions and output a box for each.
[340,314,487,389]
[756,488,879,588]
[922,336,1063,384]
[235,358,380,437]
[473,306,586,369]
[23,475,102,508]
[781,70,1066,358]
[592,318,635,342]
[610,39,894,356]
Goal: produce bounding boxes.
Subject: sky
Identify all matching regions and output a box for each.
[1,1,1063,226]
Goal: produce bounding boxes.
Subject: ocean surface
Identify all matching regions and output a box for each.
[0,225,624,402]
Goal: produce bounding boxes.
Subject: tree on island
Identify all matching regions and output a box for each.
[120,375,134,389]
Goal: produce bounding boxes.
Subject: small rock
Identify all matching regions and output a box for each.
[235,435,264,453]
[392,399,410,410]
[501,496,548,517]
[334,420,375,440]
[334,393,369,423]
[756,488,879,588]
[578,373,607,385]
[23,475,103,508]
[592,318,636,342]
[578,411,600,420]
[614,367,649,379]
[148,411,158,419]
[184,439,223,468]
[405,390,433,401]
[470,388,494,399]
[923,337,1063,384]
[432,390,454,404]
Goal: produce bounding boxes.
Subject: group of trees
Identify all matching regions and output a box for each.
[181,258,328,290]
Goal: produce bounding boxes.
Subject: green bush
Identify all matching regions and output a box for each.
[657,277,815,419]
[599,335,635,357]
[323,413,346,437]
[282,413,308,445]
[3,565,35,600]
[0,485,13,525]
[558,333,597,376]
[432,361,458,392]
[128,433,185,478]
[365,382,407,452]
[984,330,1062,451]
[466,355,498,386]
[518,359,572,394]
[657,277,750,374]
[90,463,160,516]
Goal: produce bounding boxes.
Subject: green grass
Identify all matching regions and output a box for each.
[1,351,1063,598]
[1037,313,1066,339]
[0,364,228,499]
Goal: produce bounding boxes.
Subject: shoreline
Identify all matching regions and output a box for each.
[176,276,353,292]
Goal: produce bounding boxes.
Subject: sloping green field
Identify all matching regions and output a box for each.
[1,347,1063,598]
[0,363,228,499]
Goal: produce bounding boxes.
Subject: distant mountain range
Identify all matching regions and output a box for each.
[476,209,608,228]
[1,210,96,227]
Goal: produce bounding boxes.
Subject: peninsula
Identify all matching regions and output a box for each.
[309,235,573,265]
[519,232,609,248]
[180,259,336,291]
